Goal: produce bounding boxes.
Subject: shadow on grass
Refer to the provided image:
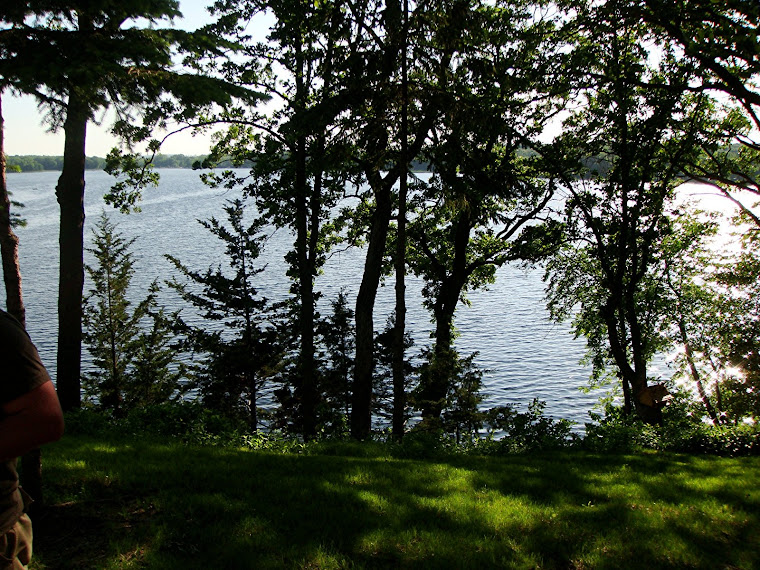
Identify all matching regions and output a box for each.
[31,438,760,569]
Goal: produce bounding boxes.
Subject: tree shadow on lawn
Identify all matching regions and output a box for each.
[33,442,760,569]
[453,452,760,569]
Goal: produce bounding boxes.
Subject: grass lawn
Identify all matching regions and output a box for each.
[28,435,760,569]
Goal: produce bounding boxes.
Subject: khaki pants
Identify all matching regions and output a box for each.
[0,515,32,570]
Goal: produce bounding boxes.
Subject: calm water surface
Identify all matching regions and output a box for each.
[7,168,643,427]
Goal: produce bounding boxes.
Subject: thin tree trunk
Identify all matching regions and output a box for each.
[352,0,406,440]
[1,92,44,507]
[391,0,410,441]
[352,183,393,439]
[55,92,88,412]
[294,135,317,438]
[601,301,662,424]
[677,319,719,424]
[621,374,632,416]
[0,94,25,325]
[292,35,317,439]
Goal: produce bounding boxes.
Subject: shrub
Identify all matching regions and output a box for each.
[583,402,760,456]
[475,399,576,454]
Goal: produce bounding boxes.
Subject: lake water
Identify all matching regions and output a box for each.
[6,168,648,427]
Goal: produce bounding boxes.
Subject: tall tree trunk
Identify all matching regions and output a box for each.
[601,301,663,424]
[294,137,317,438]
[0,94,25,325]
[1,92,44,507]
[292,35,317,439]
[55,93,88,412]
[351,0,405,440]
[391,0,410,441]
[351,183,393,439]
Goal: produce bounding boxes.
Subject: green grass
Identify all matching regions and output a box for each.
[30,435,760,569]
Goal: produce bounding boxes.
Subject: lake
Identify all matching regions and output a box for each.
[6,168,649,428]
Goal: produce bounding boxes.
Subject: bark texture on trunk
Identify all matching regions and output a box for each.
[351,183,393,439]
[602,301,663,425]
[55,94,88,412]
[0,93,24,325]
[1,93,44,507]
[391,0,410,441]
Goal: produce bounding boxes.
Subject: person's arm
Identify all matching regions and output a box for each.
[0,380,64,462]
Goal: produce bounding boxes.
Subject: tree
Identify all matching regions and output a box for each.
[391,0,411,441]
[439,352,486,444]
[82,213,183,413]
[346,0,432,439]
[0,89,45,506]
[166,199,279,430]
[659,209,723,424]
[202,0,357,438]
[0,91,25,325]
[545,8,719,424]
[128,283,187,409]
[82,213,140,413]
[632,0,760,129]
[315,290,356,435]
[672,213,760,423]
[373,311,416,428]
[0,1,262,411]
[348,0,498,439]
[405,0,563,425]
[616,0,760,227]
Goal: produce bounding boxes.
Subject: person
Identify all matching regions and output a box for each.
[0,309,64,569]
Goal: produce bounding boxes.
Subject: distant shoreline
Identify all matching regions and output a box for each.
[6,154,209,172]
[6,155,432,173]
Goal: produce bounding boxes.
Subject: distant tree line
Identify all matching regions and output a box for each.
[7,154,433,174]
[6,155,211,172]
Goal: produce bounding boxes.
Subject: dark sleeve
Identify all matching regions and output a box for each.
[0,311,51,405]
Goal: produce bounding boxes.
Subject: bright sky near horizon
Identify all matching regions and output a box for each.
[2,0,259,157]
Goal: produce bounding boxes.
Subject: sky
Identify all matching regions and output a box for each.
[2,0,264,157]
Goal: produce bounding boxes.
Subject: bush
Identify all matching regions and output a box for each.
[64,402,315,452]
[475,399,576,454]
[583,402,760,456]
[65,402,247,444]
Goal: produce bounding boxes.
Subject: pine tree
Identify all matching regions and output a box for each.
[83,213,183,413]
[82,213,141,413]
[127,282,187,409]
[166,199,280,430]
[315,290,356,434]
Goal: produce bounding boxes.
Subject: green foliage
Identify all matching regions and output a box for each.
[439,352,487,444]
[166,198,281,430]
[543,8,730,424]
[82,213,184,413]
[372,312,416,424]
[81,212,142,412]
[584,401,760,456]
[711,226,760,421]
[657,204,760,425]
[128,284,187,408]
[394,398,575,458]
[478,399,576,453]
[313,290,356,435]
